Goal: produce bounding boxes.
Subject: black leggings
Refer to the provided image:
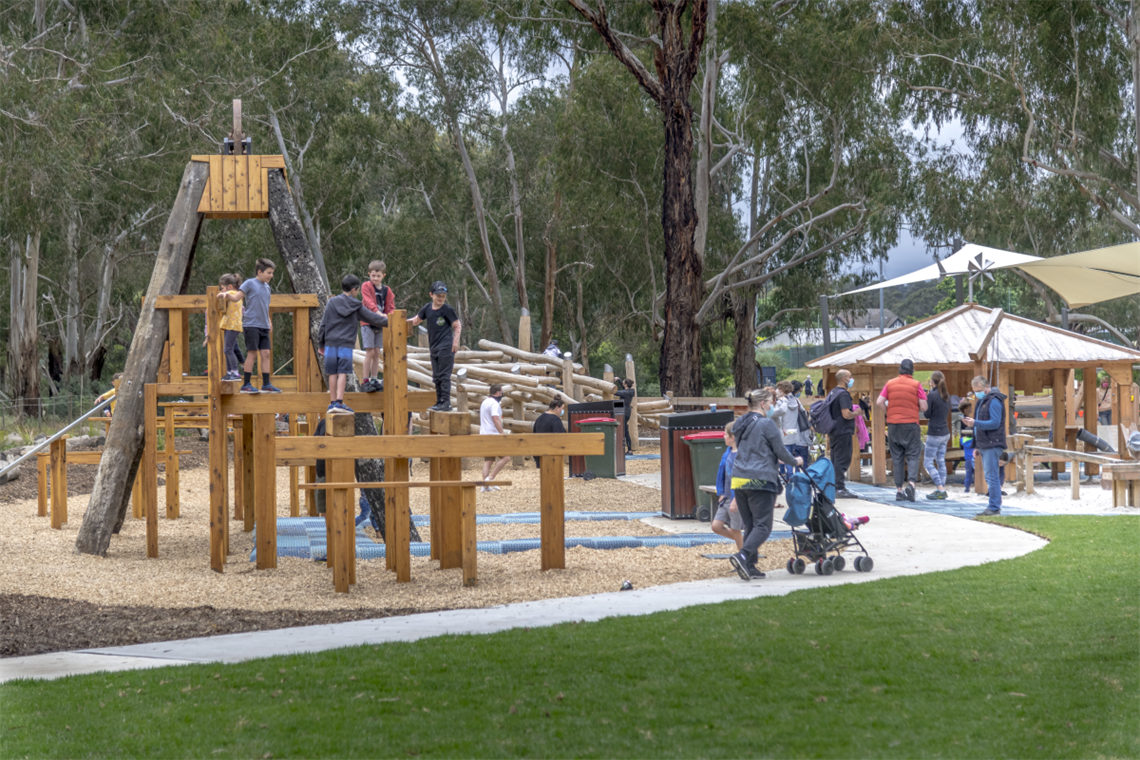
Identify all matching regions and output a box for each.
[623,417,632,452]
[736,488,777,566]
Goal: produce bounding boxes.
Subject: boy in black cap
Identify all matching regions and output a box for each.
[408,281,462,411]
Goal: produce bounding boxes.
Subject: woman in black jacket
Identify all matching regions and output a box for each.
[923,371,952,500]
[532,399,566,470]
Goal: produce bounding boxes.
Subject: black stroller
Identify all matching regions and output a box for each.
[783,457,874,575]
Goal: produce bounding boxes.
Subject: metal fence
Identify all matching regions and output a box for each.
[0,394,107,438]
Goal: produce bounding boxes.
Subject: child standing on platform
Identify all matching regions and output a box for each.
[217,258,281,394]
[360,260,395,393]
[407,281,461,412]
[318,275,389,414]
[207,273,245,380]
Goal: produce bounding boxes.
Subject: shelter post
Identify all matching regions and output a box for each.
[1051,370,1066,479]
[1083,366,1100,476]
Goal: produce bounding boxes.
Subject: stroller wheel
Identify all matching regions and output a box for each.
[583,470,596,481]
[793,558,806,574]
[814,559,824,575]
[821,559,835,576]
[786,559,796,575]
[832,554,846,572]
[858,556,874,573]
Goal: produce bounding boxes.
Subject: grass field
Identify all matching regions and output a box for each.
[2,516,1136,758]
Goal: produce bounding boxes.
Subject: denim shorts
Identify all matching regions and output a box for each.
[324,346,354,375]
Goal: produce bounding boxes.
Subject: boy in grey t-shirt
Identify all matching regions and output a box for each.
[217,257,282,394]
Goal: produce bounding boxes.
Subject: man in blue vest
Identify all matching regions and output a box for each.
[962,375,1007,516]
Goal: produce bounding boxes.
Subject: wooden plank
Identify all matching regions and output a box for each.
[221,390,435,415]
[429,457,442,561]
[132,467,143,519]
[1084,366,1100,476]
[144,385,159,557]
[235,154,249,213]
[540,455,565,570]
[248,155,263,214]
[306,464,318,516]
[254,413,277,569]
[301,480,512,489]
[208,155,223,213]
[1052,369,1066,479]
[260,155,286,169]
[968,308,1004,362]
[461,485,477,587]
[50,438,66,529]
[222,155,238,212]
[438,457,463,568]
[37,453,48,517]
[168,309,185,381]
[288,414,300,517]
[390,457,411,583]
[275,433,603,460]
[326,413,356,585]
[207,286,227,573]
[165,404,179,518]
[154,294,320,309]
[1023,445,1120,466]
[294,308,310,394]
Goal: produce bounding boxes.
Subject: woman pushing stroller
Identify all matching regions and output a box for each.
[728,388,803,581]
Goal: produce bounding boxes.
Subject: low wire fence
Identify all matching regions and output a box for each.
[0,394,110,441]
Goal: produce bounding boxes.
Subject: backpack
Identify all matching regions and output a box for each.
[809,388,843,435]
[792,398,811,433]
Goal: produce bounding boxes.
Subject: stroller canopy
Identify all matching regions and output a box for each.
[784,457,836,527]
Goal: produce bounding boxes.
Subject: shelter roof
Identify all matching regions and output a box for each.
[805,304,1140,370]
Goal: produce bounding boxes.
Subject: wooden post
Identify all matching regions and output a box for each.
[562,355,577,402]
[50,437,67,529]
[429,457,442,560]
[327,413,356,592]
[1107,364,1136,460]
[540,454,565,570]
[165,406,179,518]
[1066,369,1078,427]
[1052,369,1066,479]
[602,364,614,400]
[288,413,300,517]
[461,484,478,586]
[998,366,1015,482]
[132,469,143,519]
[207,285,227,573]
[518,311,532,353]
[510,392,526,469]
[169,309,185,381]
[144,384,158,558]
[1083,366,1100,476]
[37,453,48,518]
[233,416,244,520]
[871,368,889,486]
[457,385,469,414]
[430,410,469,569]
[383,309,411,583]
[624,356,639,452]
[253,412,277,570]
[242,414,255,531]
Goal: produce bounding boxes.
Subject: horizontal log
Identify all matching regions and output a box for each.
[477,339,584,372]
[154,293,319,309]
[276,432,603,459]
[1023,445,1120,466]
[299,480,512,489]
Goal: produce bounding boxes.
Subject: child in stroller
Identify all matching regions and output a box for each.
[783,457,874,575]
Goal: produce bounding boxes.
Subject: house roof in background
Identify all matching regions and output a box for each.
[833,308,902,329]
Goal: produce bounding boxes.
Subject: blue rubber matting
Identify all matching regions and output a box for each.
[408,511,657,525]
[254,517,791,562]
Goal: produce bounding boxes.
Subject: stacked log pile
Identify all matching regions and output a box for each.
[354,339,674,434]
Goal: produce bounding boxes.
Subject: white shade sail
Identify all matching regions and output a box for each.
[839,244,1041,297]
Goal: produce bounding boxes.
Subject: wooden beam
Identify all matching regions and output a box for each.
[540,455,565,570]
[438,457,462,568]
[221,390,434,415]
[207,285,227,573]
[968,308,1004,362]
[50,437,67,530]
[254,413,277,570]
[1084,366,1100,476]
[1052,369,1066,479]
[164,404,179,519]
[144,384,158,558]
[274,433,603,460]
[301,480,513,489]
[154,293,319,309]
[327,414,356,592]
[461,485,478,587]
[625,356,639,452]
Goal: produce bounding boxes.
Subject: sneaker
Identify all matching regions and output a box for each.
[327,402,339,414]
[746,566,766,580]
[481,486,493,493]
[976,507,1001,517]
[336,401,355,414]
[362,379,380,393]
[835,488,857,499]
[429,402,451,412]
[728,553,752,581]
[261,383,283,394]
[925,491,941,500]
[240,383,260,394]
[895,492,907,501]
[489,486,501,492]
[904,483,916,502]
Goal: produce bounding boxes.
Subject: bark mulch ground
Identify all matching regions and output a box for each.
[0,593,431,658]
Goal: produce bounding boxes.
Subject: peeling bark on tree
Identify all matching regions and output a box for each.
[76,162,208,557]
[266,169,420,543]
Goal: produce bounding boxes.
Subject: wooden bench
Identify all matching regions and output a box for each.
[1101,463,1140,507]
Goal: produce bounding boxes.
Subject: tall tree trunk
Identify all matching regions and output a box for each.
[501,118,530,314]
[265,169,420,543]
[268,103,330,293]
[65,212,81,379]
[541,190,561,349]
[77,162,209,557]
[732,152,764,396]
[575,277,589,374]
[9,232,41,417]
[658,81,703,397]
[693,0,719,264]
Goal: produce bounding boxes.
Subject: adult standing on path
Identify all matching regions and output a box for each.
[728,388,803,581]
[963,375,1007,516]
[614,379,636,454]
[923,370,952,500]
[828,370,860,499]
[804,375,814,397]
[772,380,812,475]
[876,359,928,502]
[480,384,511,491]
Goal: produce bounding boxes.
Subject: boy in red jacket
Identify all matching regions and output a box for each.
[360,260,395,392]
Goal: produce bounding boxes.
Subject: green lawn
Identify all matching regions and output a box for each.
[2,516,1137,758]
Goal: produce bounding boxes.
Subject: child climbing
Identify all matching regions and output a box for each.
[407,281,461,412]
[205,273,244,380]
[217,258,281,394]
[360,260,395,393]
[318,274,389,414]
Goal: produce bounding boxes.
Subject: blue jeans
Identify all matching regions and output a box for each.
[980,447,1004,510]
[923,434,950,488]
[962,441,974,491]
[355,494,373,528]
[780,444,811,478]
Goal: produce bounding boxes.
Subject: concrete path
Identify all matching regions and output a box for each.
[0,499,1046,684]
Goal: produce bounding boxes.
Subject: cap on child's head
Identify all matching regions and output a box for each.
[430,281,448,294]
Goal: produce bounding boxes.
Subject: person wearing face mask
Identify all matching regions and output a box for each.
[827,369,860,498]
[532,399,567,471]
[728,388,803,581]
[961,376,1007,516]
[875,358,928,502]
[771,380,812,478]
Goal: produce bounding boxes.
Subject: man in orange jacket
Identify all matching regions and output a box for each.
[876,358,928,502]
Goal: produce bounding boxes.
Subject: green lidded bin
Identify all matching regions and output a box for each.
[682,431,728,522]
[577,417,620,480]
